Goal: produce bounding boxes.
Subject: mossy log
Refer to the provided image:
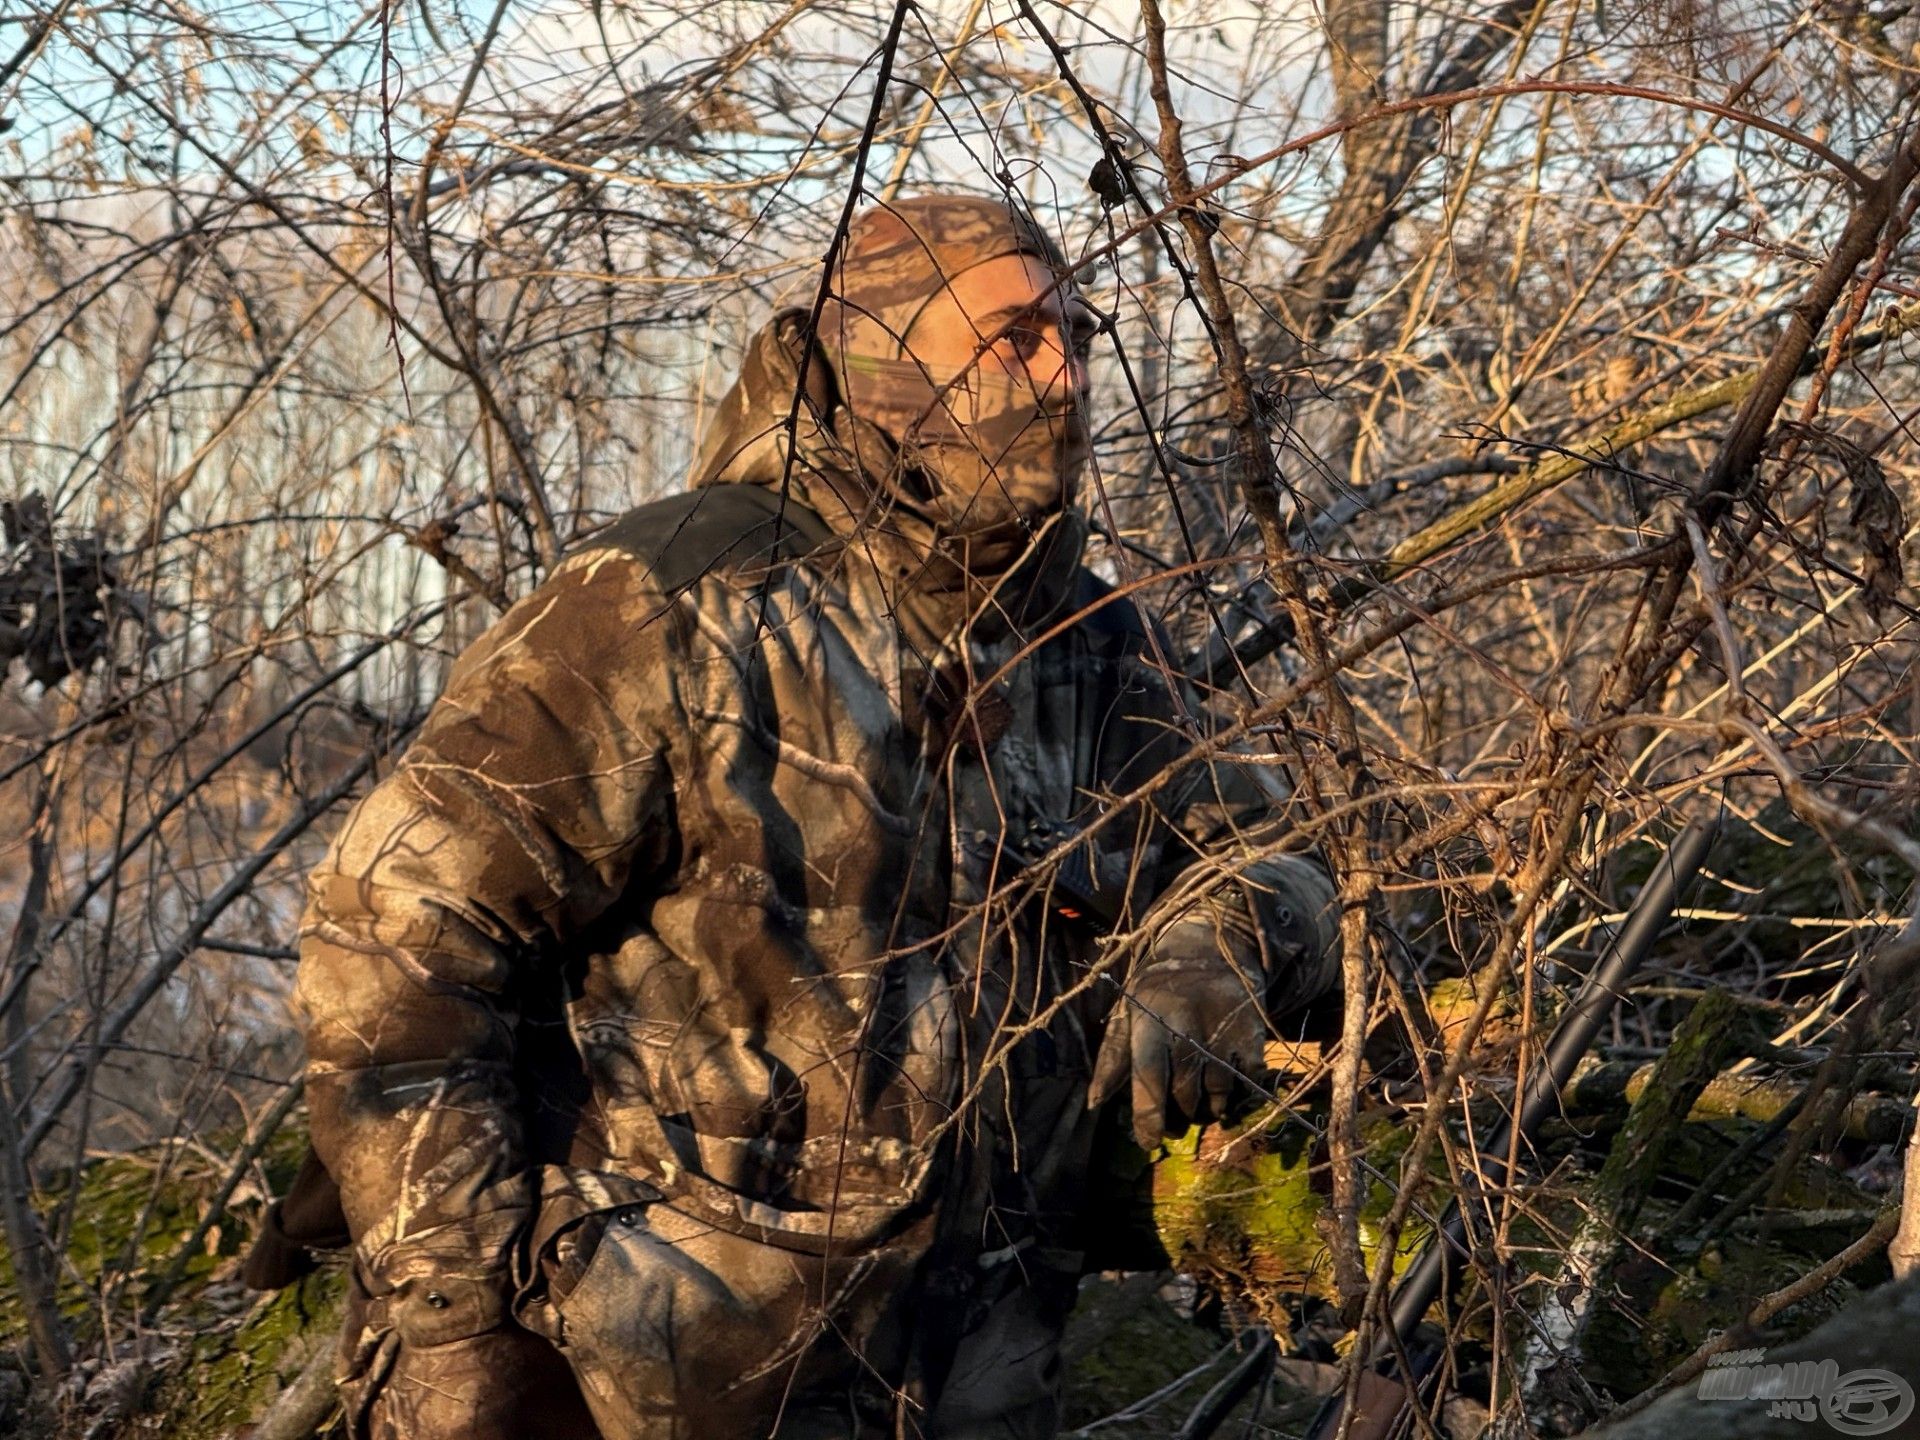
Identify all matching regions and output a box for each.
[1146,1110,1436,1327]
[1568,1058,1913,1143]
[1515,989,1760,1432]
[1587,1269,1920,1440]
[1140,993,1887,1402]
[0,1133,345,1440]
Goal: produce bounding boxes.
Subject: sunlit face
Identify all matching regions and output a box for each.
[901,252,1099,413]
[866,252,1099,526]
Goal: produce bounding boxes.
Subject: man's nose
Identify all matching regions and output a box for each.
[1063,344,1090,398]
[1039,332,1088,401]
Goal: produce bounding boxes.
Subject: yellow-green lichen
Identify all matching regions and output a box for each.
[1149,1111,1433,1316]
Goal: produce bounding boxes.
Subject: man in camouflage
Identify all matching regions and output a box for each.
[293,194,1339,1438]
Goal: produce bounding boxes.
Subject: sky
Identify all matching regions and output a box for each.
[1,0,1337,222]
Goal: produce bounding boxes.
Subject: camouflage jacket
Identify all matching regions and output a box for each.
[295,315,1338,1414]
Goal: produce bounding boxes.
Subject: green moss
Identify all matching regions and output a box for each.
[155,1268,345,1440]
[1583,1235,1871,1398]
[0,1126,340,1437]
[1060,1281,1221,1433]
[1528,1094,1889,1401]
[1,1127,313,1342]
[1149,1111,1432,1315]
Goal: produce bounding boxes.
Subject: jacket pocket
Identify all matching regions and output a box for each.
[512,1164,660,1343]
[542,1198,804,1435]
[387,1272,509,1349]
[334,1263,400,1440]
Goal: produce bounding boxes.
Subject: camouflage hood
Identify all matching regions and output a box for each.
[687,306,1089,649]
[690,194,1090,599]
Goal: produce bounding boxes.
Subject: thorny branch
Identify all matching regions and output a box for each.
[1141,0,1384,1315]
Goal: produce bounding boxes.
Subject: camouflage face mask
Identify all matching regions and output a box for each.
[818,196,1091,542]
[835,351,1091,535]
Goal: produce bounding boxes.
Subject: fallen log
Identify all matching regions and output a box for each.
[1513,989,1759,1435]
[1567,1058,1913,1144]
[1586,1214,1911,1440]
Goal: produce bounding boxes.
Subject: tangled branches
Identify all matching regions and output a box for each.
[2,0,1920,1436]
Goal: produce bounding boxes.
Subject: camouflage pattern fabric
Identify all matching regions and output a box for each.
[810,195,1095,565]
[296,196,1339,1439]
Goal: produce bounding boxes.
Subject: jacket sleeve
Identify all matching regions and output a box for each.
[294,547,680,1338]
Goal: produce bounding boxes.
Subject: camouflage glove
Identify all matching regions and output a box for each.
[242,1146,348,1291]
[1088,859,1338,1151]
[1088,926,1269,1150]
